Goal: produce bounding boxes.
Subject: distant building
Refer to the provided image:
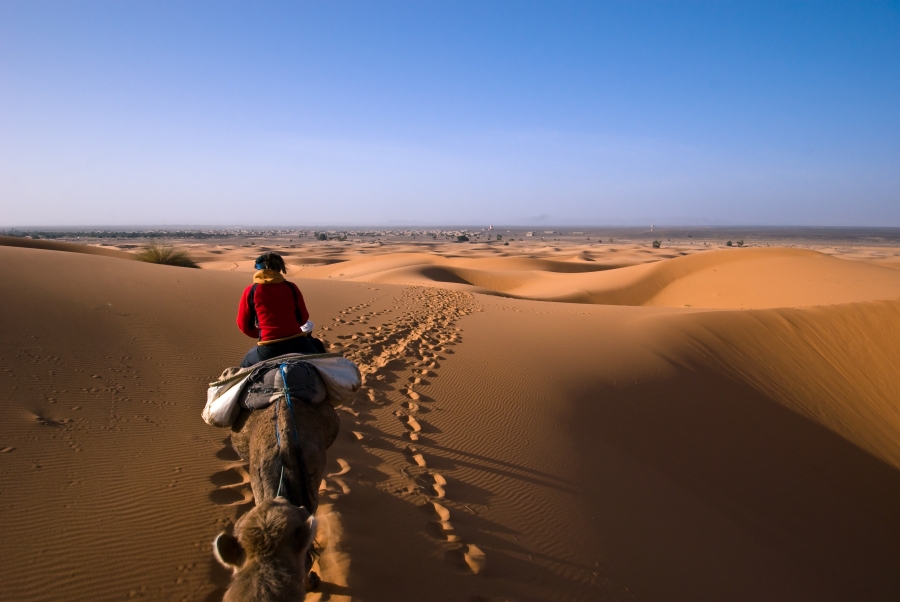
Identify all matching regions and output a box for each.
[525,231,535,236]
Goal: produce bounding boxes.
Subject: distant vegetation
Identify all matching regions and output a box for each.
[135,244,199,268]
[456,235,470,242]
[2,229,226,240]
[652,240,661,248]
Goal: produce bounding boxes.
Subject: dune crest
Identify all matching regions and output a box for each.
[0,235,136,259]
[289,247,900,309]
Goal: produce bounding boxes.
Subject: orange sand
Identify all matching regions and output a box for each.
[2,238,900,601]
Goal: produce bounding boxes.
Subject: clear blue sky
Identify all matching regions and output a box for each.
[1,1,898,227]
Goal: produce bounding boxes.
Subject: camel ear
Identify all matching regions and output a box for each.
[214,533,245,569]
[295,516,317,551]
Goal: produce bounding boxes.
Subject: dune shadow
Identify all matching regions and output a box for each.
[420,266,472,285]
[570,370,900,602]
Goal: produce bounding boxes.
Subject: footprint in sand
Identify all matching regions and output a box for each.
[327,458,351,477]
[431,501,460,542]
[211,465,251,488]
[215,444,242,462]
[322,476,351,497]
[210,475,254,506]
[432,473,447,498]
[404,415,422,441]
[407,446,427,467]
[463,544,487,574]
[211,440,252,505]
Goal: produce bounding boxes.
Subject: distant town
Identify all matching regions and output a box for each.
[3,226,900,248]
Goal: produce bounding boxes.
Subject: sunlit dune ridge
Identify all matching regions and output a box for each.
[280,246,900,309]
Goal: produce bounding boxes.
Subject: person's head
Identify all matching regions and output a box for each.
[254,252,287,274]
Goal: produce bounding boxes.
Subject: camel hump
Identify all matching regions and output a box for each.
[242,361,328,410]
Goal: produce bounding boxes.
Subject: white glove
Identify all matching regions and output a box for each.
[301,320,314,334]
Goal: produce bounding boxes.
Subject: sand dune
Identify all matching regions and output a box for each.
[2,240,900,601]
[0,235,137,260]
[286,246,900,309]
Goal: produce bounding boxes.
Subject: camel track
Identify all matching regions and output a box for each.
[307,286,489,596]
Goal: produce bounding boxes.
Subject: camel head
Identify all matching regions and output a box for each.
[214,497,317,602]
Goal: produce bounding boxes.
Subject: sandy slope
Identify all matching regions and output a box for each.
[2,240,900,601]
[0,235,136,260]
[289,247,900,308]
[199,243,900,309]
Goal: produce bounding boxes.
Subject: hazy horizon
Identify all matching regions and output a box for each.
[6,224,900,235]
[2,1,898,227]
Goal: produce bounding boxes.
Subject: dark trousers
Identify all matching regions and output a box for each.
[240,336,326,368]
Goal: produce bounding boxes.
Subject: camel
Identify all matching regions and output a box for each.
[213,358,342,598]
[214,497,317,602]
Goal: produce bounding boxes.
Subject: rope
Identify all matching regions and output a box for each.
[276,464,285,498]
[272,386,286,499]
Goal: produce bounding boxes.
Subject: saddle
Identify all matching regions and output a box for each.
[203,353,361,427]
[240,359,327,410]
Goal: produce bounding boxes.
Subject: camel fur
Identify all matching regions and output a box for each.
[221,386,339,595]
[214,497,317,602]
[230,394,340,514]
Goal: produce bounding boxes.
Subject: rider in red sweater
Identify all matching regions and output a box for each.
[237,252,324,367]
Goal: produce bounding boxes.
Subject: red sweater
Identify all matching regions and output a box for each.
[236,277,310,342]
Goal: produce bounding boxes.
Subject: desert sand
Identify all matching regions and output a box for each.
[2,234,900,601]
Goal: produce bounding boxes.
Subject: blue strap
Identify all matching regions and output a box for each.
[279,363,301,444]
[272,363,302,502]
[273,386,281,448]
